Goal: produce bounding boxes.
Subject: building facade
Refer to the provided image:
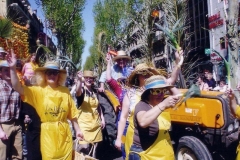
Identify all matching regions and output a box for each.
[0,0,56,54]
[207,0,240,82]
[207,0,230,81]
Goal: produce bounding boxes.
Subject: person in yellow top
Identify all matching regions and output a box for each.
[128,75,181,160]
[6,50,84,160]
[226,86,240,160]
[75,70,105,158]
[115,49,184,159]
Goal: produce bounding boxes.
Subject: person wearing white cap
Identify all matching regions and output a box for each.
[0,60,22,159]
[0,47,7,60]
[98,50,133,92]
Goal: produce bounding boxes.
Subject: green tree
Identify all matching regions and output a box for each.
[84,0,126,74]
[83,55,95,70]
[227,0,240,102]
[40,0,86,65]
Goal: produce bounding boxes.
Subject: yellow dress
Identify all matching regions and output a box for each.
[77,89,102,144]
[129,111,175,160]
[23,86,79,160]
[235,106,240,160]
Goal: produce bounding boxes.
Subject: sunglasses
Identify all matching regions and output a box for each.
[84,77,94,80]
[45,70,60,76]
[150,88,168,95]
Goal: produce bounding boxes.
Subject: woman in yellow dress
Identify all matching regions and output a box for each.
[115,49,184,159]
[75,70,105,158]
[128,75,181,160]
[7,50,84,160]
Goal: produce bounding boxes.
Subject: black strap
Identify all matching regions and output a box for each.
[77,88,85,108]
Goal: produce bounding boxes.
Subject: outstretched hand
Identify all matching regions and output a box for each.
[5,49,17,68]
[76,71,83,81]
[161,95,180,110]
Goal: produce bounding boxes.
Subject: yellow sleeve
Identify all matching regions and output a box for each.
[67,91,79,120]
[236,105,240,119]
[22,86,40,108]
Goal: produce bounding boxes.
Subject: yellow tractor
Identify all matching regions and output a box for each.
[167,89,239,160]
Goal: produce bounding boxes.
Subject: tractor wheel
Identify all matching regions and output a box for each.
[176,136,213,160]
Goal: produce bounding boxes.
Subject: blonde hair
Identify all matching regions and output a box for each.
[35,71,67,87]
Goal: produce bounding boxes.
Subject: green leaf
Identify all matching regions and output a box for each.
[155,23,180,50]
[211,49,230,83]
[0,18,13,38]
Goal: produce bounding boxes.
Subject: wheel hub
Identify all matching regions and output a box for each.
[177,147,197,160]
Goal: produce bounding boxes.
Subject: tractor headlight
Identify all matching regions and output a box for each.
[234,119,239,129]
[227,124,234,133]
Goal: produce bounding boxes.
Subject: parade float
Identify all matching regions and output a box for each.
[0,16,30,59]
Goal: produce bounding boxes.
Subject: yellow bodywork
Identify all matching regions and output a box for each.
[166,89,225,128]
[104,90,120,112]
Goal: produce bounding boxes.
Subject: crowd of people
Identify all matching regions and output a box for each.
[0,46,240,160]
[196,69,228,92]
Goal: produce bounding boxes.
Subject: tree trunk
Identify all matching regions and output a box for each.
[227,0,240,102]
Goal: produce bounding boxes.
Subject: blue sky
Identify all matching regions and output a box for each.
[28,0,96,67]
[81,0,96,67]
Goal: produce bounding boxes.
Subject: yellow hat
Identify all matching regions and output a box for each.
[126,63,160,87]
[112,50,131,61]
[141,75,173,99]
[35,61,66,73]
[83,70,96,78]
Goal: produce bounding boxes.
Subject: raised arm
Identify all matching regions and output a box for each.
[6,49,24,95]
[75,71,83,97]
[166,49,184,85]
[106,53,112,81]
[137,95,179,128]
[115,94,130,150]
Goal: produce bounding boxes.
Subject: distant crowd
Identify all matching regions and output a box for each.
[0,47,240,160]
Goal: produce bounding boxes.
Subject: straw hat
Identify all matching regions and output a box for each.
[112,50,131,61]
[35,61,66,73]
[83,70,96,78]
[0,60,9,68]
[0,47,6,53]
[141,75,173,99]
[126,63,160,87]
